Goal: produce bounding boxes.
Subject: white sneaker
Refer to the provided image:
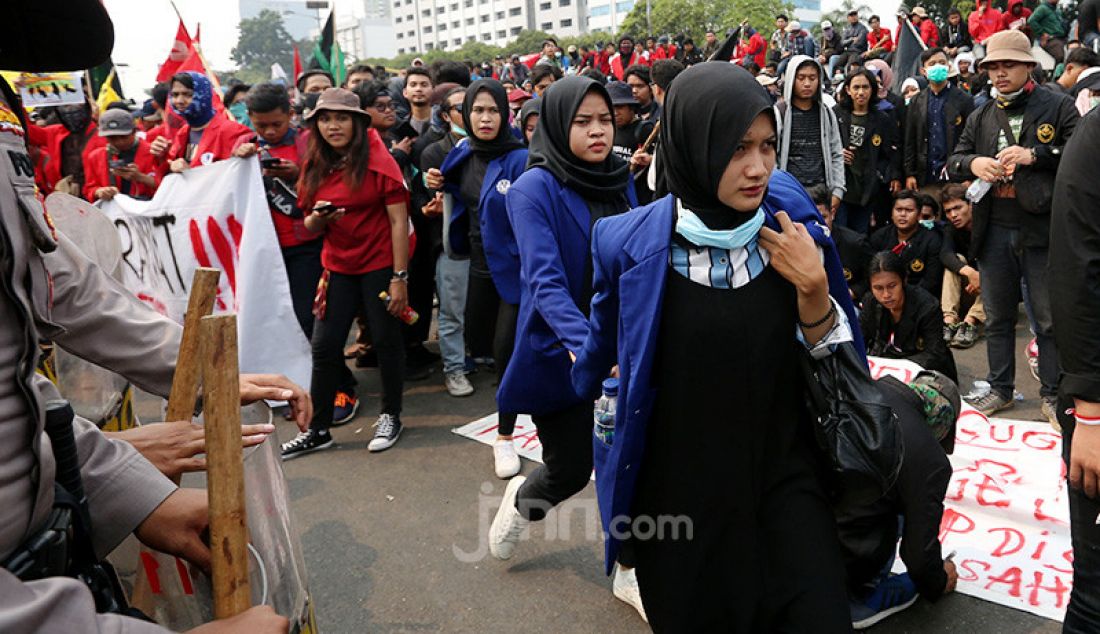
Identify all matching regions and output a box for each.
[444,371,475,397]
[493,438,522,479]
[613,565,648,623]
[489,475,529,560]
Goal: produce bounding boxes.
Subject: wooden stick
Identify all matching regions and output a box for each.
[201,314,251,619]
[164,267,220,423]
[630,121,662,174]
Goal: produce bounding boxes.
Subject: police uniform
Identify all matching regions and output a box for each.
[869,224,944,296]
[0,73,183,634]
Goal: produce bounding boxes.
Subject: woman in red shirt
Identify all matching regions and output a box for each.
[281,87,412,460]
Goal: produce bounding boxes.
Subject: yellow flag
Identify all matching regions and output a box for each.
[95,68,122,112]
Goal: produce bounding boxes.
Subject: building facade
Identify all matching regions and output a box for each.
[585,0,633,34]
[392,0,589,55]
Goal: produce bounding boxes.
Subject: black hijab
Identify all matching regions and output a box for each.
[462,79,524,159]
[527,76,630,202]
[657,62,775,228]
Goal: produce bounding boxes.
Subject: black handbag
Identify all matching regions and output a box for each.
[800,342,904,506]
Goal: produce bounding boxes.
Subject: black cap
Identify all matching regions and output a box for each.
[607,81,638,106]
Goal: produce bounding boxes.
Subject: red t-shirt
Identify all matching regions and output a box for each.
[300,131,408,275]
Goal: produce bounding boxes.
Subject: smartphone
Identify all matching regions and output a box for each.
[392,120,418,142]
[260,157,282,169]
[312,203,338,216]
[109,159,127,170]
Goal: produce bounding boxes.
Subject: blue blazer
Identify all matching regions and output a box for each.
[441,141,529,304]
[497,166,638,416]
[570,169,865,575]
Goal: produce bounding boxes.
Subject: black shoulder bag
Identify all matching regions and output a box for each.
[800,342,904,506]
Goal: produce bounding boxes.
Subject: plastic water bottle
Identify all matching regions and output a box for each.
[966,178,993,204]
[594,378,619,445]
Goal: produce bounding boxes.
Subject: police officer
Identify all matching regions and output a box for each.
[0,3,308,631]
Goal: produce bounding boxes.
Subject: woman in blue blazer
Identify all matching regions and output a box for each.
[571,63,859,632]
[488,77,637,561]
[436,79,529,479]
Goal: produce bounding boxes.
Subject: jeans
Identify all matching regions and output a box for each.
[435,253,469,375]
[827,54,847,79]
[978,224,1059,398]
[1058,399,1100,632]
[837,201,872,235]
[309,268,405,431]
[494,301,520,436]
[515,400,594,522]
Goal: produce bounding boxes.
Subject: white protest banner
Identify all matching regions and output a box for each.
[98,157,312,391]
[454,414,542,463]
[869,357,1069,622]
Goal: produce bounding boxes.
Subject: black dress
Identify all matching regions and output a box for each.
[632,266,851,633]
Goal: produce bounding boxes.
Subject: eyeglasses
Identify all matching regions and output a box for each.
[369,101,396,112]
[446,103,463,113]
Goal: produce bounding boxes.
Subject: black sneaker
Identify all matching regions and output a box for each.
[281,429,334,461]
[951,322,981,349]
[368,413,403,452]
[943,323,959,343]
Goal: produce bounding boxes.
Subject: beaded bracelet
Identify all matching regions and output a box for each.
[798,301,836,329]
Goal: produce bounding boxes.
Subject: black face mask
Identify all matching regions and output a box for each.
[57,105,91,133]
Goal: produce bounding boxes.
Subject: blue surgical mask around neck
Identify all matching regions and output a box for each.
[675,205,766,250]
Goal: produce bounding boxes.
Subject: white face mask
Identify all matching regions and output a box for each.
[1090,96,1100,113]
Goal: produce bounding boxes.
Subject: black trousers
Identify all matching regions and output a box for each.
[281,239,323,338]
[493,301,520,436]
[309,269,405,432]
[465,273,499,360]
[404,243,437,347]
[1060,397,1100,632]
[515,400,594,522]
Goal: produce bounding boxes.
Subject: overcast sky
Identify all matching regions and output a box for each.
[104,0,902,98]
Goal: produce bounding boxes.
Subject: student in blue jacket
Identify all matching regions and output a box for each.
[434,79,529,479]
[571,63,858,632]
[488,76,637,561]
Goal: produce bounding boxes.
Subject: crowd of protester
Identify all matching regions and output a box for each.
[12,2,1100,630]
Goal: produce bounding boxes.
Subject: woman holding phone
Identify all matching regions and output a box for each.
[571,63,859,631]
[488,76,637,559]
[281,87,412,460]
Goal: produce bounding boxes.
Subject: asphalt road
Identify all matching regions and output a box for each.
[139,318,1061,633]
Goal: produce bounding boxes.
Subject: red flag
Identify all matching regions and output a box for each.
[293,46,303,84]
[156,19,193,82]
[521,53,541,69]
[177,48,225,113]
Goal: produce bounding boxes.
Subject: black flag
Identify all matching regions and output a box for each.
[891,16,927,93]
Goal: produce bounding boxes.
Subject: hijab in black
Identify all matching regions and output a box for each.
[527,76,630,203]
[517,97,541,145]
[462,79,524,159]
[657,62,775,228]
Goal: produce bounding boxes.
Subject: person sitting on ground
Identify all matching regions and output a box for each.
[870,189,944,296]
[941,8,973,58]
[939,183,984,349]
[838,370,960,629]
[82,108,159,202]
[861,251,958,380]
[810,184,872,301]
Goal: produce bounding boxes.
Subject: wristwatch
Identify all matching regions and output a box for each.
[391,270,409,282]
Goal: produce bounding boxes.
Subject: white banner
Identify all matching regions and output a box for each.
[870,357,1069,622]
[99,158,312,391]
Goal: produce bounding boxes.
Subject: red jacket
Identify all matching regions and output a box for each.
[736,33,768,68]
[595,50,612,74]
[969,0,1005,43]
[82,140,160,201]
[896,19,940,48]
[25,122,107,193]
[167,114,253,168]
[610,52,646,80]
[868,27,894,53]
[651,45,677,61]
[1001,0,1033,35]
[142,122,168,146]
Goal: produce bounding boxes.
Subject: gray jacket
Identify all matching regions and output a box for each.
[775,55,847,201]
[0,84,181,632]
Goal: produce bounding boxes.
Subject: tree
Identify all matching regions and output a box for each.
[618,0,793,41]
[818,0,873,33]
[231,9,295,84]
